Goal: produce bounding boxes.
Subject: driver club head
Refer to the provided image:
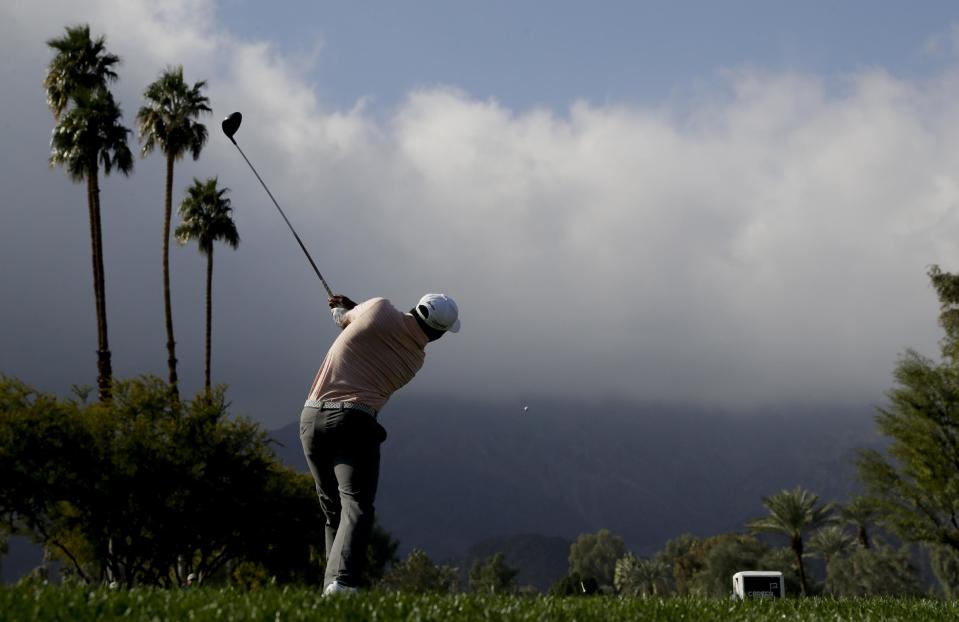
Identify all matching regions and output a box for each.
[221,111,242,141]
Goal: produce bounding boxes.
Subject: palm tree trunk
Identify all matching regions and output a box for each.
[90,170,112,402]
[86,175,101,367]
[205,248,213,393]
[858,525,870,549]
[163,153,179,400]
[792,535,808,596]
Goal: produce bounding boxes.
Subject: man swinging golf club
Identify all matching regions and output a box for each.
[300,292,461,595]
[220,111,461,593]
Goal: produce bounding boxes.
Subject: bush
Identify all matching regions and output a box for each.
[549,573,598,596]
[378,549,458,594]
[825,541,922,597]
[0,376,325,587]
[468,552,518,594]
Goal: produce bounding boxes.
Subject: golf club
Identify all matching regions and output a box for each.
[221,111,334,298]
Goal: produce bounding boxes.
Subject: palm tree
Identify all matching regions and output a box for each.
[46,26,132,402]
[44,25,119,121]
[614,553,673,597]
[137,66,211,400]
[746,486,833,596]
[808,525,856,567]
[175,178,239,393]
[837,497,878,549]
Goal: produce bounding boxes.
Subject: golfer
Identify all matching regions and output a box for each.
[300,293,461,595]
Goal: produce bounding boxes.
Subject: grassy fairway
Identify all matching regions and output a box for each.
[1,586,957,622]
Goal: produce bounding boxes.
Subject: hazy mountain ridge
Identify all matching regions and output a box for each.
[273,396,880,565]
[2,397,879,585]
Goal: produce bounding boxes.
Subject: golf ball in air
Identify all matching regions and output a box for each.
[523,406,528,412]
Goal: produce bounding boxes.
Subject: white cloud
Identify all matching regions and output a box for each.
[3,0,958,422]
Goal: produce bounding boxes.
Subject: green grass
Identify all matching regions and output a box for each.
[2,585,958,622]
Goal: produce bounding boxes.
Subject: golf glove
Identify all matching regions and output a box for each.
[331,306,348,327]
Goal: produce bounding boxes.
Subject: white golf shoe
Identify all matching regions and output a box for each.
[323,581,358,596]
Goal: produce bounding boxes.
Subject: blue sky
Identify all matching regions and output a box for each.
[220,1,958,112]
[5,1,959,426]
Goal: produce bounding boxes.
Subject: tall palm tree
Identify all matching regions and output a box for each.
[137,66,211,400]
[46,26,132,402]
[175,178,239,393]
[746,486,833,596]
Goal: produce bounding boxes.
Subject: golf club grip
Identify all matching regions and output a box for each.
[232,141,334,298]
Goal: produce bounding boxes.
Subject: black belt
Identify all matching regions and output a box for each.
[304,399,377,418]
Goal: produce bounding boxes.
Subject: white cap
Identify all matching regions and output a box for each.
[415,293,461,333]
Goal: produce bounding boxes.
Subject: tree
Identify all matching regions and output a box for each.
[222,466,324,587]
[746,486,833,595]
[137,67,211,400]
[175,179,239,393]
[362,522,401,587]
[0,521,9,579]
[468,552,518,594]
[46,25,132,402]
[757,547,804,596]
[0,376,96,581]
[44,25,118,121]
[0,375,325,587]
[655,532,799,597]
[378,549,458,593]
[690,534,770,597]
[836,497,878,549]
[928,543,959,598]
[824,540,922,597]
[658,533,703,595]
[548,573,598,596]
[807,526,856,566]
[614,553,673,597]
[568,529,626,589]
[858,266,959,556]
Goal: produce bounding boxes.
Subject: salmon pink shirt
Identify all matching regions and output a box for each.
[306,298,427,413]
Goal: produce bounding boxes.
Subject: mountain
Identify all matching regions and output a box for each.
[273,396,881,575]
[2,396,880,586]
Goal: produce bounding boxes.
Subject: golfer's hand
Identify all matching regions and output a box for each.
[328,295,357,310]
[331,306,348,327]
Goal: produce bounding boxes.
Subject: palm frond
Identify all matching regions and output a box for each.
[49,89,132,180]
[137,66,211,160]
[45,24,120,120]
[176,178,240,255]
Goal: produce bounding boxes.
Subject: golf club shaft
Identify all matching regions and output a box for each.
[229,139,334,298]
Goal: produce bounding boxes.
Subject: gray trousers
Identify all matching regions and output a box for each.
[299,405,386,589]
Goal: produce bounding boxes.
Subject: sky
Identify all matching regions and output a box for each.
[4,1,959,428]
